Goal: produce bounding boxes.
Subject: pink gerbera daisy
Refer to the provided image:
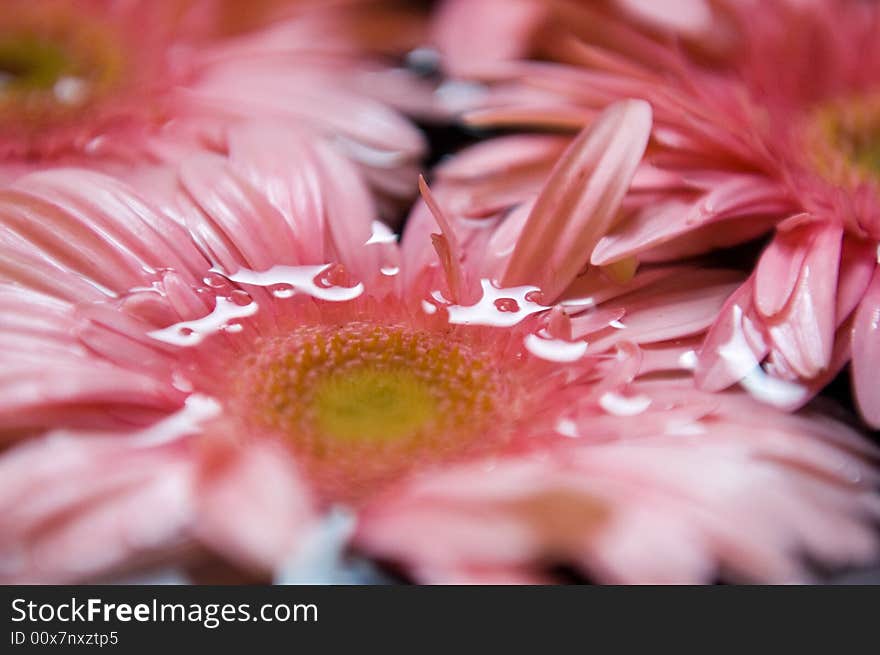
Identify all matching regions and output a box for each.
[0,0,426,210]
[428,0,880,427]
[0,107,877,584]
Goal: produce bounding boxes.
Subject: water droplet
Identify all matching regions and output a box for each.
[131,394,222,446]
[598,392,652,416]
[445,279,549,327]
[380,266,401,277]
[229,289,253,306]
[524,334,588,362]
[494,298,520,312]
[739,367,808,408]
[203,273,229,288]
[314,266,341,288]
[272,284,295,299]
[335,135,405,168]
[664,419,706,436]
[365,221,398,246]
[560,295,597,311]
[149,296,259,346]
[217,264,364,303]
[421,300,438,315]
[54,76,88,105]
[555,418,580,438]
[171,372,194,393]
[678,350,698,370]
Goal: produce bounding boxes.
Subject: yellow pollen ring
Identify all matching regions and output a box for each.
[237,321,504,447]
[807,94,880,181]
[310,366,438,443]
[0,11,128,126]
[230,321,509,503]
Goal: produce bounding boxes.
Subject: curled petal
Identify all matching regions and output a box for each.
[765,223,842,379]
[695,277,768,391]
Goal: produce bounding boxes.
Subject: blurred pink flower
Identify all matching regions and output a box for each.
[0,108,877,584]
[0,0,427,210]
[429,0,880,427]
[430,0,739,80]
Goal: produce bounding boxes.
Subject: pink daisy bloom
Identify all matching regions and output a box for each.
[0,106,878,584]
[0,0,426,210]
[428,0,880,427]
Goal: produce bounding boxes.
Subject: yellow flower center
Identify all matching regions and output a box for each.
[0,9,128,144]
[0,35,71,91]
[807,94,880,182]
[228,322,512,504]
[311,367,438,443]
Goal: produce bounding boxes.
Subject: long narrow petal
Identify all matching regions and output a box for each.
[852,267,880,428]
[593,178,792,266]
[502,99,652,302]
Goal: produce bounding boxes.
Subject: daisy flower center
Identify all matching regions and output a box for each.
[311,368,438,443]
[227,321,511,504]
[0,35,70,91]
[807,94,880,181]
[0,10,127,139]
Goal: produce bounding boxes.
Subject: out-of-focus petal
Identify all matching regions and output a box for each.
[195,440,316,573]
[0,433,194,584]
[358,385,880,584]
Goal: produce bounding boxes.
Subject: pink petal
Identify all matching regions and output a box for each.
[616,0,715,37]
[695,277,768,391]
[186,67,425,159]
[836,236,876,323]
[502,99,652,301]
[754,220,814,318]
[635,214,779,263]
[7,170,206,292]
[195,441,316,573]
[852,267,880,428]
[436,134,570,181]
[587,268,743,349]
[0,290,183,435]
[0,435,193,583]
[179,153,304,273]
[419,176,473,304]
[227,124,388,284]
[766,223,842,378]
[593,177,792,265]
[357,401,880,584]
[432,0,548,76]
[570,307,627,340]
[0,248,107,305]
